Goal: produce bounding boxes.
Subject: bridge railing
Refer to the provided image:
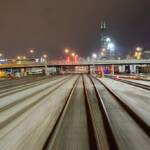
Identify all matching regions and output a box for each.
[0,59,150,68]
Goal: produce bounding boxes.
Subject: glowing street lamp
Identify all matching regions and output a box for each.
[71,52,75,57]
[102,48,106,52]
[100,52,104,57]
[17,56,21,60]
[23,56,26,60]
[65,48,69,54]
[92,53,97,59]
[43,54,47,59]
[30,49,34,54]
[136,47,142,52]
[64,49,70,64]
[70,52,76,65]
[42,54,48,76]
[92,53,97,74]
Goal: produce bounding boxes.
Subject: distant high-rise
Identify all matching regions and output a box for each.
[100,20,107,49]
[100,21,116,59]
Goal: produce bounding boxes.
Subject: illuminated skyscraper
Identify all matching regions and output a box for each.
[100,21,115,59]
[100,20,108,58]
[100,20,107,50]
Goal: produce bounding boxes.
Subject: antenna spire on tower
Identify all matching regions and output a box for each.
[101,20,107,30]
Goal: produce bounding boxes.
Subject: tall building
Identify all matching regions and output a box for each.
[100,21,115,59]
[100,21,107,50]
[100,20,109,59]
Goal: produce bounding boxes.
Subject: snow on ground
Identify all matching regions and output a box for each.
[99,77,150,125]
[0,76,67,109]
[122,79,150,86]
[0,76,77,150]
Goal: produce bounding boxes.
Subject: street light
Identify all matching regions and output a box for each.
[23,56,26,60]
[102,48,106,52]
[71,52,75,57]
[64,49,70,64]
[17,56,21,60]
[65,48,69,54]
[43,54,47,59]
[100,52,104,57]
[136,47,142,51]
[92,53,97,74]
[92,53,97,59]
[42,54,48,76]
[30,49,34,54]
[71,52,76,65]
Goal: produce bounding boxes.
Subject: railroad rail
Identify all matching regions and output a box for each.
[43,75,150,149]
[0,75,74,130]
[0,74,149,150]
[92,76,150,136]
[115,78,150,90]
[0,76,69,98]
[43,76,100,150]
[88,75,119,149]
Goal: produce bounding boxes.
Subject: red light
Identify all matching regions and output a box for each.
[74,55,78,64]
[66,56,70,64]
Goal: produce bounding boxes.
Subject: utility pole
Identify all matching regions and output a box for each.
[43,54,49,76]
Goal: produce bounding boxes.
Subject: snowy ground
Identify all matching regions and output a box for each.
[122,78,150,86]
[0,76,77,150]
[99,77,150,126]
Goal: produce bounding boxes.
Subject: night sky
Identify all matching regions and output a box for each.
[0,0,150,58]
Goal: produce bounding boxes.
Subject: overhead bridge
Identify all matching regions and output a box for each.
[0,59,150,75]
[0,59,150,69]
